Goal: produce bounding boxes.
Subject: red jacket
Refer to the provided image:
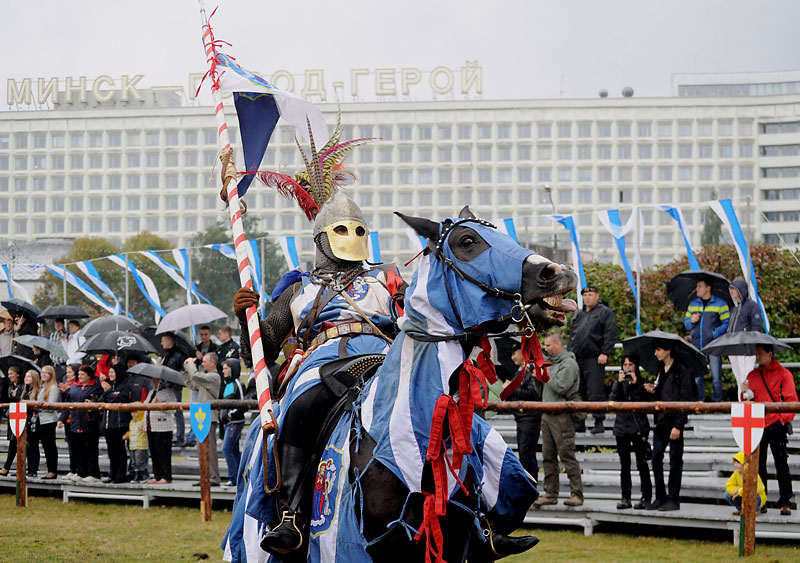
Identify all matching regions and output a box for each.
[743,358,798,427]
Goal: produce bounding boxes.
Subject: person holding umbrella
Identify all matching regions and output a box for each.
[684,276,730,402]
[643,339,698,511]
[741,344,798,515]
[727,278,764,393]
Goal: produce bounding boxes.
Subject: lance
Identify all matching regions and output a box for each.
[197,2,276,436]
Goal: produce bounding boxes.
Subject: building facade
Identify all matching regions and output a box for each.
[1,80,799,273]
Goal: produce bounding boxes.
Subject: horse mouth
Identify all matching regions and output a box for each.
[536,289,577,324]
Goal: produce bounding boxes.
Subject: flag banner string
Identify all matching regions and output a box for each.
[107,254,166,323]
[551,214,587,310]
[44,265,117,315]
[1,263,34,303]
[76,261,123,314]
[658,205,700,270]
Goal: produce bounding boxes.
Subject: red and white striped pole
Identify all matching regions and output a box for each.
[198,1,276,435]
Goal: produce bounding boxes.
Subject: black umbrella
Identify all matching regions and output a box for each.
[622,330,708,377]
[38,304,89,321]
[701,332,792,357]
[79,331,157,356]
[1,298,40,319]
[666,270,734,312]
[0,354,42,376]
[141,326,196,358]
[126,362,186,387]
[81,315,141,338]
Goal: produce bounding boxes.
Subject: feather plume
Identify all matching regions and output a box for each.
[255,170,319,221]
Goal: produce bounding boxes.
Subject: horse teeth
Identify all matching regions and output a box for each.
[544,295,562,308]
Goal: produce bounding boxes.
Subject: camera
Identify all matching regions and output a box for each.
[624,370,633,380]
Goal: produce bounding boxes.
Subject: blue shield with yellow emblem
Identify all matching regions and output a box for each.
[190,403,212,443]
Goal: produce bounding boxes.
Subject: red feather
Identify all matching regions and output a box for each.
[255,170,320,221]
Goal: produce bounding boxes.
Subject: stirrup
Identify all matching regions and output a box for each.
[262,509,305,555]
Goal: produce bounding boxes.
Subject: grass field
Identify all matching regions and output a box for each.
[2,494,800,561]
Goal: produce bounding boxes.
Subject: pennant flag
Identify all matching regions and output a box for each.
[368,231,382,264]
[139,251,211,305]
[108,254,166,323]
[215,52,329,196]
[45,265,117,314]
[551,215,587,310]
[597,209,641,334]
[658,205,700,270]
[207,243,237,260]
[499,218,520,244]
[0,264,33,303]
[76,261,122,314]
[278,236,301,271]
[709,199,770,333]
[246,239,268,314]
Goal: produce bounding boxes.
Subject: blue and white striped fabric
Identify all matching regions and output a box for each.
[368,231,382,264]
[551,214,587,309]
[139,250,212,306]
[709,199,770,333]
[279,236,301,271]
[76,260,122,314]
[498,218,520,244]
[44,265,117,314]
[107,254,166,323]
[658,205,700,270]
[597,209,641,335]
[1,263,33,303]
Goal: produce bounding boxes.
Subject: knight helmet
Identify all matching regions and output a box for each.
[312,192,369,262]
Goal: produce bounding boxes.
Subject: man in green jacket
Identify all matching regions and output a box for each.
[534,333,584,507]
[183,353,222,486]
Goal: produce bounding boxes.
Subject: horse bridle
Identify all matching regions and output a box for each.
[409,218,536,342]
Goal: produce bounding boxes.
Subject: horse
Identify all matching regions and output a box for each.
[223,208,577,563]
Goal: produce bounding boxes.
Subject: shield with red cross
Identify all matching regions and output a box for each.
[9,402,27,438]
[731,402,765,455]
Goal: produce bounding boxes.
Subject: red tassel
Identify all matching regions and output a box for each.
[255,171,320,221]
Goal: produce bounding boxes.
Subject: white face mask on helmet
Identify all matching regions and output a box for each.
[312,192,369,262]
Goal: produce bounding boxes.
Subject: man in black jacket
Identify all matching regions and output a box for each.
[567,285,618,434]
[216,325,240,361]
[502,341,542,480]
[644,340,698,511]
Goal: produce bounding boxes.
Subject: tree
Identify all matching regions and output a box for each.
[701,191,722,246]
[189,214,286,319]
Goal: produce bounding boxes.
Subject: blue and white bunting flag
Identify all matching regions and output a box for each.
[0,264,33,303]
[708,199,770,333]
[597,209,641,334]
[658,205,700,270]
[215,52,329,197]
[76,261,122,314]
[108,254,165,323]
[551,214,587,310]
[278,236,301,271]
[499,218,520,244]
[368,231,382,264]
[246,240,268,314]
[206,243,237,260]
[138,251,211,305]
[45,265,117,314]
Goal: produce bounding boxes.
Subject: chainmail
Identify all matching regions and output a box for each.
[239,232,365,366]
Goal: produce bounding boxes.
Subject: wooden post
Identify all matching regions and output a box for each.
[198,436,212,522]
[16,426,27,508]
[740,444,760,556]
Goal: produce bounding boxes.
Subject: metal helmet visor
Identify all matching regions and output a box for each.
[321,220,370,261]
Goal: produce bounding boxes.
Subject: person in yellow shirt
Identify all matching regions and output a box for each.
[725,451,767,515]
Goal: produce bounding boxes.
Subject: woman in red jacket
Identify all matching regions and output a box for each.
[741,344,798,515]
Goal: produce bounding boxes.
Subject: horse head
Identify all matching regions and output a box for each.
[397,207,577,336]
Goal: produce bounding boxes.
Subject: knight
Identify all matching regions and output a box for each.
[232,120,407,557]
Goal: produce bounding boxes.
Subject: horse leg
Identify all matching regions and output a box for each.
[350,430,426,562]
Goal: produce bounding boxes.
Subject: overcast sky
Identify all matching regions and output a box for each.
[4,0,800,105]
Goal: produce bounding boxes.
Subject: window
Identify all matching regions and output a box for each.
[719,143,733,158]
[32,177,45,191]
[438,191,452,206]
[699,187,713,201]
[126,218,140,232]
[577,122,592,138]
[658,144,672,159]
[518,167,532,182]
[146,130,159,146]
[478,169,492,183]
[597,145,612,160]
[280,149,294,165]
[598,167,612,182]
[52,133,65,148]
[32,198,46,212]
[557,146,572,160]
[538,146,552,160]
[657,122,672,137]
[497,169,511,183]
[127,196,140,211]
[517,146,531,160]
[618,145,632,159]
[740,166,754,180]
[678,144,693,159]
[678,166,693,181]
[14,134,27,149]
[0,134,8,149]
[477,124,491,139]
[458,124,471,140]
[558,122,571,138]
[578,189,592,204]
[719,165,734,180]
[639,166,652,181]
[165,152,178,167]
[658,188,672,203]
[418,148,432,162]
[638,144,652,159]
[558,189,572,204]
[418,126,432,140]
[497,124,511,139]
[89,176,102,190]
[378,126,393,140]
[14,156,27,170]
[438,169,452,183]
[618,122,631,137]
[379,170,393,185]
[658,166,673,181]
[637,122,652,137]
[477,146,492,161]
[698,165,713,180]
[558,168,571,181]
[598,189,612,203]
[458,169,472,183]
[678,121,692,137]
[497,146,512,161]
[398,147,412,162]
[89,198,103,212]
[517,123,531,137]
[578,168,592,182]
[679,188,693,203]
[127,153,140,167]
[165,130,178,145]
[537,123,551,138]
[458,147,472,162]
[698,121,712,136]
[108,154,121,168]
[165,217,178,231]
[597,122,611,138]
[618,167,632,182]
[108,175,121,190]
[739,143,753,158]
[203,128,217,144]
[619,189,633,203]
[639,189,652,203]
[146,174,159,189]
[145,153,159,167]
[88,132,103,148]
[718,120,733,136]
[398,170,412,184]
[538,168,551,182]
[577,145,591,160]
[438,147,452,162]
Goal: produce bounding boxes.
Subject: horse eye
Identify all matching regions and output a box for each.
[460,237,475,247]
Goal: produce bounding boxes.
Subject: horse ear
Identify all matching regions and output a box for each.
[395,212,440,241]
[458,206,476,219]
